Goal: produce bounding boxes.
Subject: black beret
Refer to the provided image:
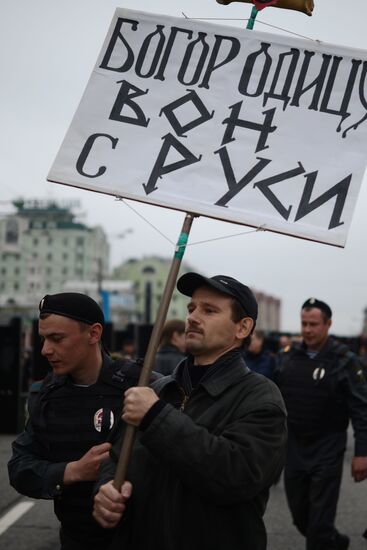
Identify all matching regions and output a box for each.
[302,297,332,319]
[39,293,105,326]
[177,272,258,322]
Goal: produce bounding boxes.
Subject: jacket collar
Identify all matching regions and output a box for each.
[300,336,344,359]
[173,348,249,398]
[97,353,117,385]
[44,352,112,390]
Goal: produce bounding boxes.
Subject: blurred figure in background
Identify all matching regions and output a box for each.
[275,298,367,550]
[243,330,276,379]
[278,334,292,351]
[154,319,186,376]
[358,341,367,369]
[120,338,135,360]
[21,346,34,391]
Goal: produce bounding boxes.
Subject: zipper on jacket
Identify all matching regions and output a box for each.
[179,387,190,411]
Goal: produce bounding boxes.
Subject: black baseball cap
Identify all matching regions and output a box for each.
[177,272,258,322]
[39,293,105,326]
[302,297,332,319]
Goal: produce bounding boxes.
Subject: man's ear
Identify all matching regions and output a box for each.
[88,323,103,344]
[236,317,254,340]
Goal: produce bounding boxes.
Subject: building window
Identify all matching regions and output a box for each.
[63,253,68,260]
[47,237,53,245]
[76,237,84,246]
[47,253,52,261]
[5,219,19,244]
[33,238,39,246]
[62,267,68,275]
[14,282,19,290]
[63,237,69,246]
[14,267,20,275]
[142,266,155,274]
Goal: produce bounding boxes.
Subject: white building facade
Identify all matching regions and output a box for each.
[0,199,109,309]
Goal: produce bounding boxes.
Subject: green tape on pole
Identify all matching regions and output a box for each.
[175,232,189,259]
[246,6,258,29]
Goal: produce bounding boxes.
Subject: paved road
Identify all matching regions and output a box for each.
[1,431,366,549]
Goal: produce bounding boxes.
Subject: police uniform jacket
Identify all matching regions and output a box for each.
[8,354,144,546]
[97,349,287,550]
[276,337,367,456]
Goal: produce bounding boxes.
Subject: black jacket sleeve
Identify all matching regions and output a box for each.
[341,354,367,456]
[8,421,66,500]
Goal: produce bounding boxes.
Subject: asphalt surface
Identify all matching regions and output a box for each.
[0,430,366,549]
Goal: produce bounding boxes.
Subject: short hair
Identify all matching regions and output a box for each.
[39,313,104,351]
[159,319,185,348]
[302,306,330,324]
[39,312,90,332]
[229,299,253,348]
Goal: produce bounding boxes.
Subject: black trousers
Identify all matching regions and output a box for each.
[284,430,347,550]
[59,526,115,550]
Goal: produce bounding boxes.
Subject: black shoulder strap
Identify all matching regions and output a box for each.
[111,358,163,388]
[339,350,366,383]
[111,358,144,387]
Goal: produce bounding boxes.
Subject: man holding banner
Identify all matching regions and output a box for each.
[93,272,287,550]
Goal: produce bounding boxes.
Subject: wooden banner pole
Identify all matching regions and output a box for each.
[114,212,196,489]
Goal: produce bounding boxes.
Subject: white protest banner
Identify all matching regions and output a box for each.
[48,8,367,247]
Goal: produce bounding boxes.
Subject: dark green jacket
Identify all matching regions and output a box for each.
[99,349,287,550]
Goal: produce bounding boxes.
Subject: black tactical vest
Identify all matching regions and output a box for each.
[278,348,349,437]
[29,359,139,543]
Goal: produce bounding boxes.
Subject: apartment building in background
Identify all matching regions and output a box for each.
[0,199,108,312]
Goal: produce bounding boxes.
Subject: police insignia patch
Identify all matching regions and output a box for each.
[312,367,325,381]
[94,408,114,432]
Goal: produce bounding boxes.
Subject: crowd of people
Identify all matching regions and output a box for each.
[7,275,367,550]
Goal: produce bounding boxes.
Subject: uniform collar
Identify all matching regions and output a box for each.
[301,336,338,358]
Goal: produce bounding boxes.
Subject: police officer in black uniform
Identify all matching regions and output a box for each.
[276,298,367,550]
[8,293,148,550]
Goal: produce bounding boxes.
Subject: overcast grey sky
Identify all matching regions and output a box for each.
[1,0,367,335]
